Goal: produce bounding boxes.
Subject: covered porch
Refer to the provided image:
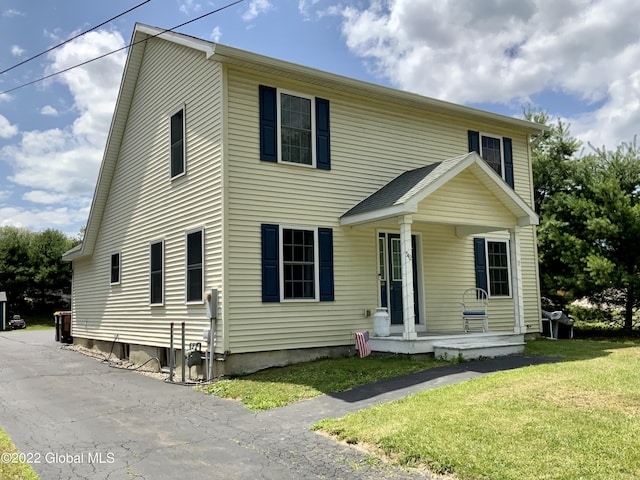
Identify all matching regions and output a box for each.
[341,152,539,357]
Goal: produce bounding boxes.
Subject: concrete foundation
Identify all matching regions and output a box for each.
[129,344,162,370]
[74,338,355,377]
[74,337,126,361]
[220,345,354,376]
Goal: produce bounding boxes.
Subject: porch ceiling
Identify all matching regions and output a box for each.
[340,152,538,234]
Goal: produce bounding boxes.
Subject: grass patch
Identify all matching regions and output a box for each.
[198,355,450,410]
[0,428,39,480]
[314,339,640,480]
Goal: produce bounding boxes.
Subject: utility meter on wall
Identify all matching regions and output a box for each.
[205,289,218,319]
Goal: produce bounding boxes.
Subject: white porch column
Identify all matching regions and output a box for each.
[399,215,417,340]
[509,227,526,334]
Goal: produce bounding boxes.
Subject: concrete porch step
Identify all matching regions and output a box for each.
[432,340,525,360]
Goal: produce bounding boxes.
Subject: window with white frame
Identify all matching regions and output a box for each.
[261,224,333,303]
[281,227,317,300]
[468,130,514,187]
[110,252,121,285]
[278,91,315,166]
[486,240,510,297]
[150,241,164,305]
[170,106,185,178]
[186,229,203,303]
[481,134,503,176]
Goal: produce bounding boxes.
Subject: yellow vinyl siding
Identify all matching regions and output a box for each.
[224,66,541,353]
[415,170,517,228]
[72,37,225,350]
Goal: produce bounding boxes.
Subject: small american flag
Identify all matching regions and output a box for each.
[355,331,371,358]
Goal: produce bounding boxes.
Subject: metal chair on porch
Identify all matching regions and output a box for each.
[461,288,489,333]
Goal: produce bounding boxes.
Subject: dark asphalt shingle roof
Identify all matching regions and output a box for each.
[342,162,442,218]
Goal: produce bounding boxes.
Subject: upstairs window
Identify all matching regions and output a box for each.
[259,85,331,170]
[110,252,121,285]
[186,229,204,303]
[468,130,514,188]
[279,93,313,166]
[170,106,185,179]
[481,135,502,176]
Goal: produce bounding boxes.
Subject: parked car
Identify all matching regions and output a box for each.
[8,315,26,330]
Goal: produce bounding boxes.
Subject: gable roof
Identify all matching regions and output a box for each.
[342,163,443,218]
[340,152,538,228]
[63,23,545,261]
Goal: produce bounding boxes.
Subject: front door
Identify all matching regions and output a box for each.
[378,233,419,325]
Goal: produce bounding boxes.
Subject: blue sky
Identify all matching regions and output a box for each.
[1,0,639,236]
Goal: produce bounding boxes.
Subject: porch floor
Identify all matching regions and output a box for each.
[369,331,525,359]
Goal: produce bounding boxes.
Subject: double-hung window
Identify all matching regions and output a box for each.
[473,238,511,298]
[186,229,204,303]
[468,130,514,188]
[282,227,317,299]
[261,224,334,302]
[486,240,510,297]
[110,252,121,285]
[259,85,331,170]
[150,241,164,305]
[170,106,185,179]
[481,135,503,176]
[279,92,314,166]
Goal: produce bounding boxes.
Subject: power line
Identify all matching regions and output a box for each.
[0,0,244,96]
[0,0,152,76]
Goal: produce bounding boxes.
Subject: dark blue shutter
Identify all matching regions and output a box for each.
[316,98,331,170]
[468,130,480,154]
[503,137,514,188]
[261,224,279,302]
[259,85,277,162]
[318,227,334,301]
[473,238,488,293]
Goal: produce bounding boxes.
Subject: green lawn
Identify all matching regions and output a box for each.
[0,428,39,480]
[198,355,450,410]
[314,339,640,480]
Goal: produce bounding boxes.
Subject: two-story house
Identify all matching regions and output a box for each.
[63,23,543,376]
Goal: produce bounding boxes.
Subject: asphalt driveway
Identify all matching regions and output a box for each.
[0,330,554,479]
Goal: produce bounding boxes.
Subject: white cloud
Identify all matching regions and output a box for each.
[40,105,59,116]
[0,114,18,138]
[0,93,12,103]
[2,9,24,18]
[23,190,73,205]
[0,29,126,208]
[210,26,222,42]
[0,205,88,231]
[11,45,25,57]
[569,71,640,150]
[334,0,640,149]
[178,0,201,14]
[298,0,320,19]
[242,0,273,21]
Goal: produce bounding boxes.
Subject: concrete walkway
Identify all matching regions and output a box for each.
[0,330,556,479]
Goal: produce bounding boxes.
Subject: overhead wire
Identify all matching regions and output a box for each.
[0,0,244,96]
[0,0,152,76]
